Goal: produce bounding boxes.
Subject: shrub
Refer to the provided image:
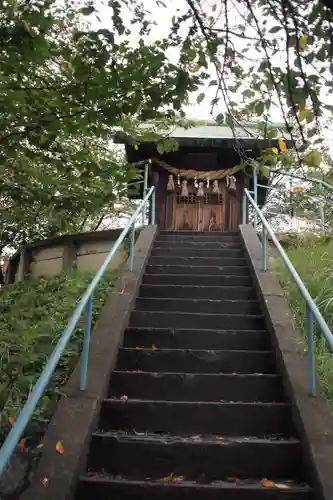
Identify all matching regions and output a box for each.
[0,270,115,444]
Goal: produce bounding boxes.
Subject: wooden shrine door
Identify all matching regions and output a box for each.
[174,192,198,230]
[199,192,225,231]
[173,191,225,231]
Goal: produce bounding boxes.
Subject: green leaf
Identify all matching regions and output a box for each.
[156,141,164,155]
[261,165,270,178]
[22,20,33,35]
[243,89,255,99]
[215,113,224,124]
[306,150,322,168]
[299,108,314,123]
[196,93,205,104]
[80,6,95,15]
[254,101,265,115]
[269,26,283,34]
[225,113,234,127]
[209,80,218,86]
[258,60,268,72]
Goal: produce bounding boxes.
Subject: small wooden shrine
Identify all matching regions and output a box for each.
[115,122,287,232]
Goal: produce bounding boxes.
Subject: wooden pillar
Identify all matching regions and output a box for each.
[62,241,77,272]
[17,248,31,282]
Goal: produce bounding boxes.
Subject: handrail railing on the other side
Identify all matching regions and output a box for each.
[0,185,156,476]
[242,188,333,397]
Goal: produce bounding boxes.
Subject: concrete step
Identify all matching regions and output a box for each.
[151,248,245,258]
[154,239,243,249]
[149,256,247,266]
[123,327,271,350]
[135,298,261,315]
[99,400,294,436]
[138,285,256,300]
[146,265,251,276]
[109,372,285,402]
[87,432,304,481]
[116,348,275,374]
[129,311,266,330]
[142,274,253,287]
[76,476,312,500]
[159,231,240,238]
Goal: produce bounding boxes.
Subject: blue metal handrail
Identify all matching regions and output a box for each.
[0,185,156,476]
[242,188,333,397]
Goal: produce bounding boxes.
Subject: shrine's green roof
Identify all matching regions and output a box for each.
[114,120,293,149]
[167,121,292,141]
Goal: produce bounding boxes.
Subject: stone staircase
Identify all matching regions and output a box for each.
[75,231,313,499]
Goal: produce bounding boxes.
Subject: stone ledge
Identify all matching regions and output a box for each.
[240,223,333,500]
[17,225,157,500]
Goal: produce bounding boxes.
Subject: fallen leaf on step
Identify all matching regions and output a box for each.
[136,345,143,351]
[190,435,201,440]
[215,436,224,440]
[261,479,275,488]
[133,429,146,436]
[161,475,185,482]
[41,477,49,487]
[120,395,128,403]
[18,438,27,453]
[56,440,64,454]
[274,483,290,489]
[151,344,158,351]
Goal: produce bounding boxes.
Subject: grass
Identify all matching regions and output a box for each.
[272,235,333,403]
[0,269,116,446]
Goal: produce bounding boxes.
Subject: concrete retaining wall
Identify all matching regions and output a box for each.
[6,229,138,284]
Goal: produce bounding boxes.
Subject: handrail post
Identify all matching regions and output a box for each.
[80,295,93,391]
[242,192,247,224]
[129,223,135,271]
[253,170,258,231]
[151,188,156,225]
[262,226,267,271]
[142,161,149,226]
[307,307,316,396]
